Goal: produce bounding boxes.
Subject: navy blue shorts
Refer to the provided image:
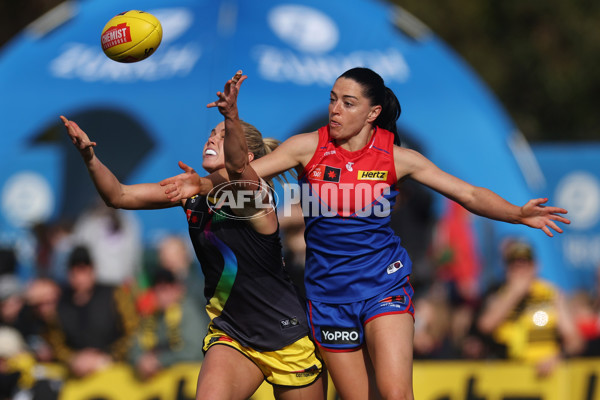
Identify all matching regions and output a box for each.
[307,276,415,352]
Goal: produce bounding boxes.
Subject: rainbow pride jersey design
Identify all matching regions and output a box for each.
[184,194,308,351]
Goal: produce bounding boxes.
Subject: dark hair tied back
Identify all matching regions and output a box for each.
[339,67,402,145]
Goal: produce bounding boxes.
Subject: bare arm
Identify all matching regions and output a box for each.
[477,288,524,334]
[477,267,535,334]
[395,146,570,237]
[250,131,318,180]
[205,70,277,234]
[60,116,180,210]
[213,71,251,180]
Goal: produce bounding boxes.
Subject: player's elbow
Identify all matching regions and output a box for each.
[102,197,121,209]
[225,159,247,176]
[99,192,126,209]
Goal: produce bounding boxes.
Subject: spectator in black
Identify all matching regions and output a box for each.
[44,245,138,378]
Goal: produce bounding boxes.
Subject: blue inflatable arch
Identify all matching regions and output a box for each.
[0,0,566,289]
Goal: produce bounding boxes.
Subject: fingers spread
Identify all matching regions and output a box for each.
[544,206,568,215]
[547,220,563,234]
[552,215,571,225]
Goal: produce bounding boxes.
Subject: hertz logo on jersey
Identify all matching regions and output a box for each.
[358,170,388,181]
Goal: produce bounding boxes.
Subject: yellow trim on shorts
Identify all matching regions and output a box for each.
[203,323,323,387]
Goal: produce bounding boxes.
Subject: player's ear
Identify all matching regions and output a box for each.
[247,152,255,163]
[367,105,382,124]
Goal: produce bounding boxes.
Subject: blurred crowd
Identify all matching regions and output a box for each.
[2,196,600,399]
[0,204,209,400]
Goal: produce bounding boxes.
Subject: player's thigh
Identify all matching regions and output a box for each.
[273,372,328,400]
[365,313,414,400]
[196,344,264,400]
[321,348,379,400]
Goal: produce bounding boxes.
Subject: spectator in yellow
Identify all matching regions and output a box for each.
[477,239,584,375]
[128,268,205,380]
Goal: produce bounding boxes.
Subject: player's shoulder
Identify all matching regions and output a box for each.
[280,131,319,154]
[287,130,319,143]
[393,145,426,163]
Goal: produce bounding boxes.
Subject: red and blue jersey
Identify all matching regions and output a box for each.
[298,125,412,303]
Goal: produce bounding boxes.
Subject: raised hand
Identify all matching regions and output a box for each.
[160,161,210,201]
[60,115,96,162]
[206,70,247,118]
[519,198,570,237]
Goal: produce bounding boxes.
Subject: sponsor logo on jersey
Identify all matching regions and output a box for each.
[358,170,388,181]
[308,164,341,182]
[320,326,360,345]
[186,210,205,229]
[280,317,300,330]
[345,162,354,171]
[386,260,403,274]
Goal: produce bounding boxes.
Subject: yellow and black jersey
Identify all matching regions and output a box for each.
[184,194,308,352]
[493,279,560,362]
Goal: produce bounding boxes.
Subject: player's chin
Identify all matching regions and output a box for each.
[202,159,222,173]
[328,125,344,138]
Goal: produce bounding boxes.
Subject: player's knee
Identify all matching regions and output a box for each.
[379,386,414,400]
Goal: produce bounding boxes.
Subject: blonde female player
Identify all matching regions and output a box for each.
[59,73,326,400]
[162,67,570,400]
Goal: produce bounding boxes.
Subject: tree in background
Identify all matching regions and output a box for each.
[394,0,600,142]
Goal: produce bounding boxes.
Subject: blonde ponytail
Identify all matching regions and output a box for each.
[261,138,280,155]
[240,120,292,185]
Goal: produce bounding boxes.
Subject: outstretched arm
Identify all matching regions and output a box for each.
[207,71,259,183]
[206,70,277,234]
[208,71,253,181]
[396,146,570,237]
[161,72,318,204]
[60,116,180,210]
